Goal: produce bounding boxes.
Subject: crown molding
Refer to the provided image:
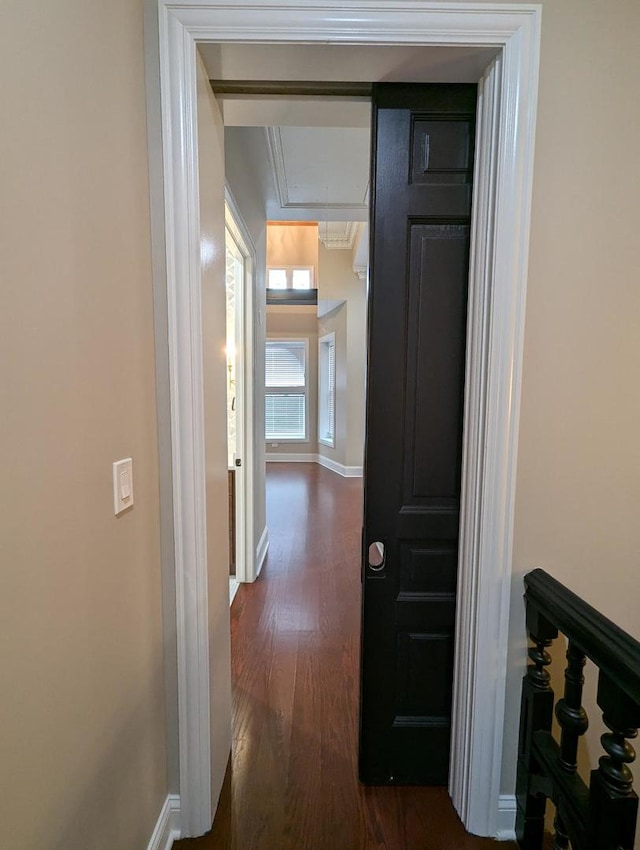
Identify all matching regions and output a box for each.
[319,221,360,249]
[265,127,369,217]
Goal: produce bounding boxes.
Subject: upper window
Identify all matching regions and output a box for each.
[267,266,314,291]
[265,339,308,441]
[318,332,336,447]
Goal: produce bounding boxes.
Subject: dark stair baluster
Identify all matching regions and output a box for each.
[589,672,640,850]
[516,604,558,850]
[553,642,589,848]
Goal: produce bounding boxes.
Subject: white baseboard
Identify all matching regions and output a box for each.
[255,525,269,578]
[496,795,517,841]
[317,453,363,478]
[266,452,363,478]
[147,794,181,850]
[266,452,317,463]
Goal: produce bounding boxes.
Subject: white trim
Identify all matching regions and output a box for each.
[265,452,363,478]
[496,795,517,841]
[318,221,360,250]
[158,4,212,835]
[266,452,318,463]
[154,0,541,837]
[317,453,363,478]
[146,795,181,850]
[265,126,369,218]
[225,188,256,584]
[255,525,269,578]
[318,331,336,448]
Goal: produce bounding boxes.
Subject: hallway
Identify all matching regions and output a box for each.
[178,463,511,849]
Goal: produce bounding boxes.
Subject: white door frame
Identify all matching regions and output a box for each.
[155,0,541,838]
[224,189,256,585]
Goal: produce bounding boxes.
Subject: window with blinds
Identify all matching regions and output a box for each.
[318,332,336,447]
[265,339,308,441]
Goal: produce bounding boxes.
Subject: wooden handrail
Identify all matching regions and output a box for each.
[516,569,640,850]
[525,569,640,706]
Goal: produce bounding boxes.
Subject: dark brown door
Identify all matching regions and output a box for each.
[359,83,476,784]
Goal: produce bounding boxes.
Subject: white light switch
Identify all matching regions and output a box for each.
[113,458,134,515]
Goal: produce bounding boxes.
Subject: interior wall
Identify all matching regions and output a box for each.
[317,246,367,470]
[0,1,167,847]
[196,53,233,815]
[224,126,270,567]
[267,222,319,279]
[501,0,640,804]
[266,307,319,457]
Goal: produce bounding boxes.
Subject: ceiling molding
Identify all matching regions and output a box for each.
[318,221,360,249]
[264,126,289,208]
[264,126,369,217]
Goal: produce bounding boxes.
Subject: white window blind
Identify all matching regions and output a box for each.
[318,333,336,447]
[265,340,307,441]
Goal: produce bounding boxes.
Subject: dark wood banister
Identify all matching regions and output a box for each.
[524,569,640,706]
[517,568,640,850]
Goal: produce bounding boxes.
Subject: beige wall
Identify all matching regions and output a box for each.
[500,0,640,799]
[267,222,319,279]
[266,307,319,456]
[0,1,167,848]
[317,246,367,470]
[196,53,233,814]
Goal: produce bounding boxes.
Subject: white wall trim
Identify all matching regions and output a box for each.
[266,452,318,463]
[147,795,181,850]
[225,186,257,584]
[265,126,369,218]
[496,795,517,841]
[266,452,363,478]
[255,525,269,578]
[154,0,541,838]
[317,453,363,478]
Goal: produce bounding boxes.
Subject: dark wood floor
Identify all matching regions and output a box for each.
[177,463,512,850]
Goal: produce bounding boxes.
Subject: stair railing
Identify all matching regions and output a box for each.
[517,568,640,850]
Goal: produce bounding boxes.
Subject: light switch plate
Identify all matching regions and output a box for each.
[113,458,134,515]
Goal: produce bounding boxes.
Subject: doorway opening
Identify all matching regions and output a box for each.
[153,3,542,839]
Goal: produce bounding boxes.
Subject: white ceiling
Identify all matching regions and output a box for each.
[199,43,498,84]
[265,126,370,221]
[208,41,496,246]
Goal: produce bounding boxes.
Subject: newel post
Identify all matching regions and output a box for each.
[516,601,559,850]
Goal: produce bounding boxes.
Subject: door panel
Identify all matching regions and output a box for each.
[360,83,476,785]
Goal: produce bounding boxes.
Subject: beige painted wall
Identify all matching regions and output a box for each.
[196,53,233,815]
[267,223,319,280]
[0,1,167,847]
[499,0,640,801]
[266,307,319,456]
[317,246,367,470]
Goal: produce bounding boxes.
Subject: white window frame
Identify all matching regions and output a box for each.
[267,265,315,291]
[265,337,309,443]
[318,332,336,448]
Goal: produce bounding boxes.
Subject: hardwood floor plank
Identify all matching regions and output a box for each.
[176,463,514,850]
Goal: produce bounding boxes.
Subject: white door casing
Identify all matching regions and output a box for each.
[153,0,541,838]
[224,189,257,585]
